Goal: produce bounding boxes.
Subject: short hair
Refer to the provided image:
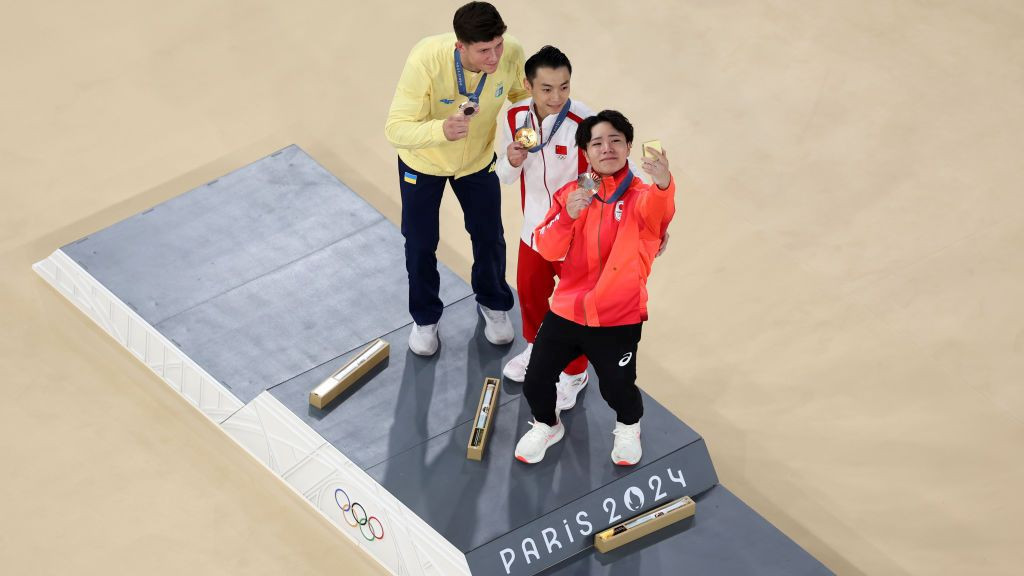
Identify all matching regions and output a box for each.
[576,110,634,149]
[525,45,572,82]
[453,2,507,44]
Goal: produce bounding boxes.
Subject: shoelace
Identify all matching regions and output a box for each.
[526,420,557,438]
[612,425,640,439]
[559,375,586,390]
[481,307,505,322]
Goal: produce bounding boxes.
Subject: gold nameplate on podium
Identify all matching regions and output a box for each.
[309,339,390,409]
[467,377,501,461]
[594,495,696,553]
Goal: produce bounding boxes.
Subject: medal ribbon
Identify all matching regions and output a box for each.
[454,49,487,103]
[518,99,572,153]
[593,169,634,204]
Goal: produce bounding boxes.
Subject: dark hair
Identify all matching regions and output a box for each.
[576,110,634,149]
[524,45,572,81]
[453,2,507,44]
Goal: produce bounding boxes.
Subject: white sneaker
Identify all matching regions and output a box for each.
[514,419,565,464]
[611,422,642,466]
[408,323,438,356]
[479,304,514,345]
[502,343,533,381]
[555,371,589,411]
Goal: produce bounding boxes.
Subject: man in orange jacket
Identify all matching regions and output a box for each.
[514,110,675,466]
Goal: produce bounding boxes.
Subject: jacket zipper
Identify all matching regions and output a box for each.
[590,186,606,327]
[597,202,604,276]
[535,107,553,207]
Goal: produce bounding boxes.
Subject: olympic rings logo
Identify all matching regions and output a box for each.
[334,488,385,542]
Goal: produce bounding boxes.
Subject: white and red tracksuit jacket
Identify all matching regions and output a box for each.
[495,98,593,248]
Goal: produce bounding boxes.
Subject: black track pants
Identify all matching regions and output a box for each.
[523,312,644,426]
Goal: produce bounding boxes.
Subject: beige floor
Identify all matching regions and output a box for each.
[2,1,1022,574]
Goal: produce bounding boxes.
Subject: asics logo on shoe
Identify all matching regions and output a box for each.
[618,352,633,366]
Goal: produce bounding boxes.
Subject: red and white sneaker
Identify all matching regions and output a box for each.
[611,421,642,466]
[555,371,589,412]
[514,419,565,464]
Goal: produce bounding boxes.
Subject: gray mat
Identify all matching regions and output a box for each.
[270,295,527,470]
[269,297,714,569]
[62,146,471,402]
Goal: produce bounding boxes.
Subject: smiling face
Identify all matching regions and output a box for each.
[525,66,570,119]
[585,121,632,175]
[456,36,505,74]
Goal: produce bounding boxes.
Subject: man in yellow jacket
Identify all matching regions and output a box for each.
[385,2,530,356]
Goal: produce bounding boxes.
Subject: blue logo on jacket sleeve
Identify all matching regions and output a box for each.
[440,98,455,104]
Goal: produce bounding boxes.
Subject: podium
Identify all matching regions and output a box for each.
[34,145,830,576]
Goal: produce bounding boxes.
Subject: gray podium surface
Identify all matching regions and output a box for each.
[269,295,717,573]
[270,295,526,470]
[542,485,831,576]
[60,145,470,402]
[54,145,830,576]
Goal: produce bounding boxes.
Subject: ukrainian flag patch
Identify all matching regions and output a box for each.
[403,172,418,185]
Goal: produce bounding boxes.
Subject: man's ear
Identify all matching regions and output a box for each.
[455,41,465,53]
[523,77,532,91]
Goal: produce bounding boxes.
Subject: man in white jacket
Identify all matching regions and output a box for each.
[496,46,592,411]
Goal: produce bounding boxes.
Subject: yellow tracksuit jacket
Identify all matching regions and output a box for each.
[385,32,530,178]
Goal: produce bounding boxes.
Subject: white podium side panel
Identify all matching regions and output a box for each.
[223,393,471,576]
[34,249,243,422]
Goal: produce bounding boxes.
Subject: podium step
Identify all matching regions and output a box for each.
[269,296,719,576]
[36,145,830,576]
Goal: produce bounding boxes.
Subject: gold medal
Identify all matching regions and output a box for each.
[514,127,539,148]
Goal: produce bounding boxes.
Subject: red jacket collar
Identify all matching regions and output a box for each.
[595,164,633,197]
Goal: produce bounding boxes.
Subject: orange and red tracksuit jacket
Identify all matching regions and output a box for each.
[533,165,676,327]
